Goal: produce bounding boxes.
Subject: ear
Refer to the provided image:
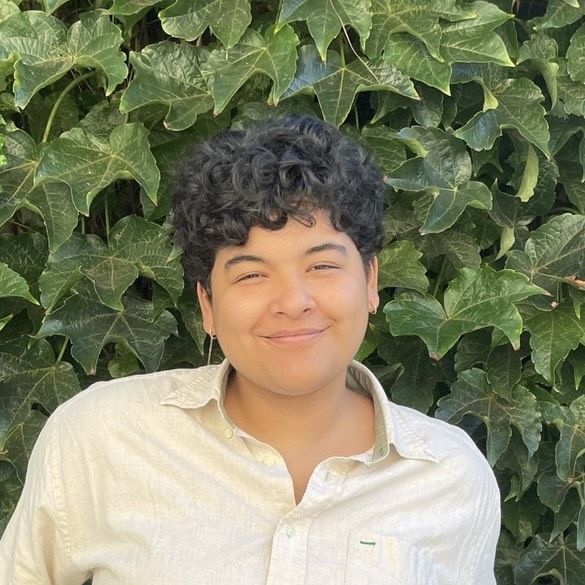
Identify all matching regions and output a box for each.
[366,257,379,312]
[196,282,214,335]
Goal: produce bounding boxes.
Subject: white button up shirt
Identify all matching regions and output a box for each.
[0,360,500,584]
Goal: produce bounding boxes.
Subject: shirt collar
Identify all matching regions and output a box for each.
[160,359,438,464]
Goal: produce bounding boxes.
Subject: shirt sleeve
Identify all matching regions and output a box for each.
[0,412,90,585]
[463,456,501,585]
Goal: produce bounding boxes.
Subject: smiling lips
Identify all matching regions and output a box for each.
[263,328,326,346]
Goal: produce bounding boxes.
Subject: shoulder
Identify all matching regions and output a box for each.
[388,401,498,496]
[45,364,223,440]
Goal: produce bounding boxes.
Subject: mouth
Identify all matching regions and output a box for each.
[262,328,326,346]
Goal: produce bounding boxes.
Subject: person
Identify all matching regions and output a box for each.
[0,115,500,584]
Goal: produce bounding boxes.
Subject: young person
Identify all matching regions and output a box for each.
[0,116,500,584]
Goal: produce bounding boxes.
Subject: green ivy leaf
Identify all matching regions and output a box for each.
[0,263,38,305]
[455,78,550,156]
[0,129,36,227]
[386,126,492,233]
[524,304,584,385]
[381,34,451,94]
[377,240,428,293]
[376,336,439,413]
[439,1,513,66]
[361,126,407,174]
[121,42,213,131]
[26,182,78,253]
[557,59,585,116]
[39,216,183,312]
[487,343,523,401]
[34,123,160,215]
[0,12,70,108]
[66,12,128,96]
[416,230,482,269]
[514,533,585,582]
[518,34,559,107]
[202,25,299,115]
[538,0,585,30]
[160,0,251,48]
[283,45,417,127]
[436,369,541,464]
[0,12,126,107]
[367,0,473,61]
[37,285,177,375]
[0,340,80,480]
[279,0,371,62]
[544,397,585,482]
[506,214,585,298]
[0,0,19,23]
[384,266,546,359]
[107,0,166,15]
[0,232,47,288]
[567,24,585,83]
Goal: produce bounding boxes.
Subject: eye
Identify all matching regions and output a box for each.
[234,272,263,283]
[311,263,339,271]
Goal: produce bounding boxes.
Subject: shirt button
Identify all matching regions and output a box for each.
[224,428,234,439]
[285,524,295,537]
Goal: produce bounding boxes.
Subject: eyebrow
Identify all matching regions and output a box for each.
[223,242,347,271]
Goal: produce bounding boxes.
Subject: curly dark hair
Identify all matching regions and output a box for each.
[171,115,386,294]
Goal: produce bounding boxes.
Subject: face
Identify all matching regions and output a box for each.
[197,210,379,398]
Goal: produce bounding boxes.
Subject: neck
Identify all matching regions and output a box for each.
[223,369,356,453]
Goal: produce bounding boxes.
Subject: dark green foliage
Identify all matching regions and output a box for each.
[0,1,584,582]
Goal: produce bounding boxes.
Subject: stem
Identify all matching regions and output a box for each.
[42,72,96,143]
[432,256,449,297]
[338,34,346,67]
[56,338,68,362]
[104,192,111,241]
[81,216,86,235]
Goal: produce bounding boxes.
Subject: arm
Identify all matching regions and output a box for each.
[0,415,90,585]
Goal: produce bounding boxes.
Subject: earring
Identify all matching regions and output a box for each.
[207,330,216,366]
[369,304,378,315]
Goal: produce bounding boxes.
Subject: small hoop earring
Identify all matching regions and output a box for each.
[207,331,216,366]
[369,304,378,315]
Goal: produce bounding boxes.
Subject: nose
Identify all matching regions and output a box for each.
[269,273,316,318]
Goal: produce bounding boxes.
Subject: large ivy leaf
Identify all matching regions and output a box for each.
[361,126,407,174]
[518,34,559,107]
[543,397,585,482]
[0,263,38,305]
[377,240,428,293]
[66,12,128,96]
[0,129,36,227]
[384,266,545,359]
[439,1,513,66]
[0,340,80,480]
[160,0,251,47]
[538,0,585,30]
[524,304,584,384]
[202,25,299,115]
[34,123,160,215]
[120,42,213,131]
[567,23,585,82]
[367,0,473,60]
[26,182,78,253]
[279,0,371,61]
[39,216,183,312]
[0,129,78,250]
[514,533,585,583]
[455,78,550,156]
[381,33,451,94]
[386,126,492,234]
[283,45,417,127]
[0,11,126,107]
[436,368,541,465]
[38,285,177,375]
[506,214,585,298]
[376,335,439,413]
[0,232,47,289]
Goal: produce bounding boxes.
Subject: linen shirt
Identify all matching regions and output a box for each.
[0,360,500,585]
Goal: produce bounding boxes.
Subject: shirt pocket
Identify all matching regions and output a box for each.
[344,530,439,585]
